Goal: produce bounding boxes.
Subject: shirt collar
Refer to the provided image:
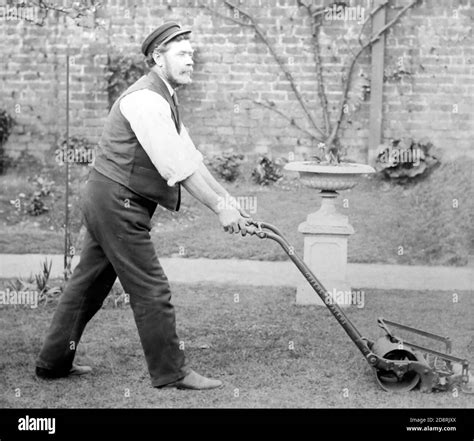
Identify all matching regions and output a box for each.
[157,74,175,96]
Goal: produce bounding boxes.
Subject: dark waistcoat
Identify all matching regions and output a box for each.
[94,70,181,211]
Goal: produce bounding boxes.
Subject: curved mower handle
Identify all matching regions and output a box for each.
[243,219,375,361]
[244,220,473,393]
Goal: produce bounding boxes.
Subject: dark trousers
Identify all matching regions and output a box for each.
[36,169,187,387]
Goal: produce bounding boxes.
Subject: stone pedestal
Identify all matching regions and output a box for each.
[296,190,354,307]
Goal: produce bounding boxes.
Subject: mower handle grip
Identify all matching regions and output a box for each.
[245,219,287,240]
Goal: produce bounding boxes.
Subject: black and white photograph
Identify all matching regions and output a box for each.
[0,0,473,439]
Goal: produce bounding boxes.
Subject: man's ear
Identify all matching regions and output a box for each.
[153,51,163,68]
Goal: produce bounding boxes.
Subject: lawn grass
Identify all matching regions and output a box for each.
[0,157,472,266]
[0,281,472,408]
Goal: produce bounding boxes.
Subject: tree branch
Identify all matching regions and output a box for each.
[23,0,97,28]
[204,0,326,139]
[202,0,419,155]
[298,0,332,137]
[326,0,419,148]
[357,0,388,47]
[199,1,252,28]
[253,100,325,143]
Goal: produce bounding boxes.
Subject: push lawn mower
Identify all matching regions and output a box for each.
[245,220,473,394]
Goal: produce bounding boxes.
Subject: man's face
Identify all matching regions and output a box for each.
[156,39,194,88]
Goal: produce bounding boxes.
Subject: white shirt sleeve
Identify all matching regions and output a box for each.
[119,89,203,187]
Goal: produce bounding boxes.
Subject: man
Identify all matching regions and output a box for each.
[36,22,249,390]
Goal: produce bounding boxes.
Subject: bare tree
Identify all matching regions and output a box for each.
[202,0,419,163]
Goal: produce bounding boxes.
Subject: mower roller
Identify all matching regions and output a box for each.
[245,220,473,394]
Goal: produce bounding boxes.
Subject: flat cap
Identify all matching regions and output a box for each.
[141,22,192,56]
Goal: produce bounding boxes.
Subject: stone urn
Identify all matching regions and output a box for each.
[284,161,375,306]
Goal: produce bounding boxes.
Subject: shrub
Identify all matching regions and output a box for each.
[26,175,55,216]
[0,110,16,174]
[251,156,286,186]
[55,135,95,166]
[375,137,440,184]
[7,150,43,173]
[8,258,63,306]
[206,153,244,182]
[106,55,147,109]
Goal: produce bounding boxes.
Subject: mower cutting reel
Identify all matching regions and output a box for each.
[245,220,473,394]
[371,318,472,393]
[370,335,425,392]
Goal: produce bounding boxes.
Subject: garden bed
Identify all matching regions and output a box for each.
[0,157,472,266]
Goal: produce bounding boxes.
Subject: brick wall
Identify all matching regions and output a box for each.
[1,0,472,163]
